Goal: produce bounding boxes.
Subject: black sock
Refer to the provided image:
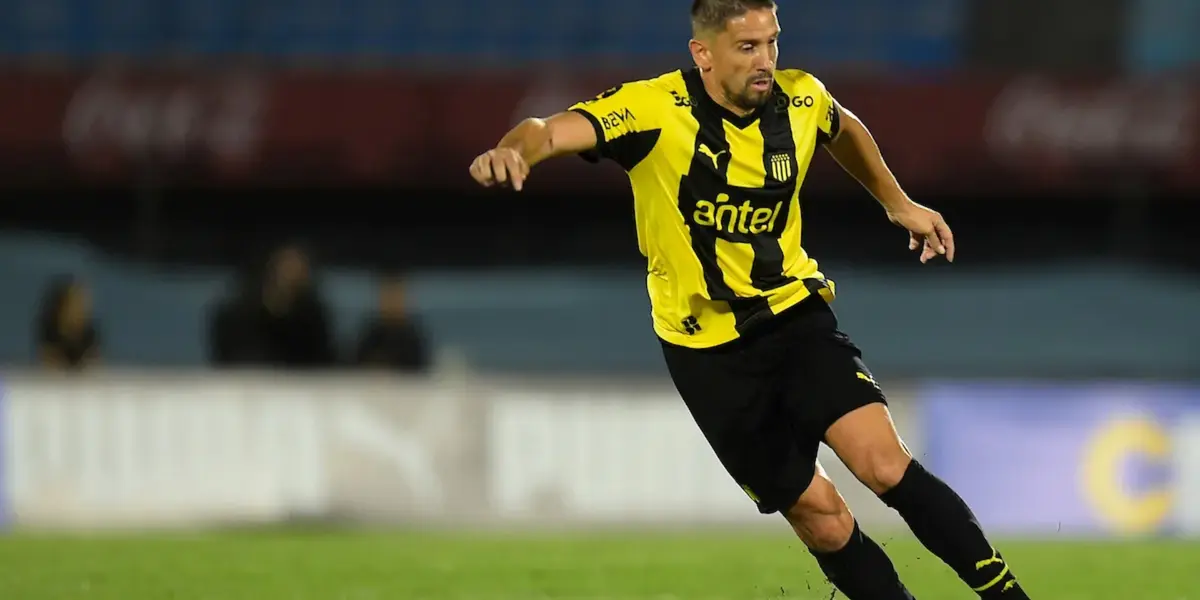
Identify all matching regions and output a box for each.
[809,520,916,600]
[879,460,1029,598]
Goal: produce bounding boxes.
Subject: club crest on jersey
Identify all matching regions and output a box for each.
[769,153,792,182]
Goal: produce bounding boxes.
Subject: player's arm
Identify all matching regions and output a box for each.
[469,112,597,192]
[821,96,955,263]
[470,82,661,191]
[822,103,911,216]
[504,112,600,166]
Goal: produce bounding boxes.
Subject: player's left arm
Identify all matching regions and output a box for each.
[820,89,955,263]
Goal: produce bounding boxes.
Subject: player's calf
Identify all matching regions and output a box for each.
[827,404,1031,599]
[784,464,916,600]
[783,465,854,551]
[878,460,1027,598]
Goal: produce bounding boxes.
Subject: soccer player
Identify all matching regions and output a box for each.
[469,1,1030,598]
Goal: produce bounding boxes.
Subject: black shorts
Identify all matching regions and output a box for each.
[660,294,886,515]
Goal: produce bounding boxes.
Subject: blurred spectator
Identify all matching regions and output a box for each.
[35,275,101,370]
[208,244,337,369]
[354,276,431,373]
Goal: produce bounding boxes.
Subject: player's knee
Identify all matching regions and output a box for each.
[826,403,915,495]
[783,476,855,552]
[839,437,912,495]
[860,451,912,495]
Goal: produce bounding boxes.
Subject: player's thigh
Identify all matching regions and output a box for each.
[783,326,890,444]
[660,341,818,515]
[784,328,914,493]
[825,402,913,494]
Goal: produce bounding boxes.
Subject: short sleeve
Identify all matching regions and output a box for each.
[567,81,664,170]
[813,77,842,145]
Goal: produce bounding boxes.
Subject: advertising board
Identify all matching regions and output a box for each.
[0,373,919,531]
[0,70,1193,194]
[923,381,1200,536]
[0,374,482,528]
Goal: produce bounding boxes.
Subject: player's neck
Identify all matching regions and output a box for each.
[698,70,754,118]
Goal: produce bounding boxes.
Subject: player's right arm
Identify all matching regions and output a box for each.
[470,81,664,191]
[468,111,597,191]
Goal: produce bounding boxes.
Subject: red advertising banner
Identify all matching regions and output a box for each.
[0,68,1195,194]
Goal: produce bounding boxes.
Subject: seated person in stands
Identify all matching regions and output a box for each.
[209,244,338,369]
[355,276,431,373]
[35,275,101,370]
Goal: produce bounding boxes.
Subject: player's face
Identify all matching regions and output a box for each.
[711,8,780,111]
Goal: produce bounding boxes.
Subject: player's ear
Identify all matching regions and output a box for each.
[689,38,713,72]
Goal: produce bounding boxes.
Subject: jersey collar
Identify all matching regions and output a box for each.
[683,66,774,129]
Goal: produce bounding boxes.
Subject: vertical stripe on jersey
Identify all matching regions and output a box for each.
[751,93,800,292]
[717,119,768,302]
[777,93,818,279]
[678,73,763,331]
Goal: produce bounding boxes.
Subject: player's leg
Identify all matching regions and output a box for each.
[660,336,915,600]
[784,461,916,600]
[826,403,1029,598]
[805,328,1031,599]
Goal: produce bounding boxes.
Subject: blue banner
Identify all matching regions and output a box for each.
[922,381,1200,536]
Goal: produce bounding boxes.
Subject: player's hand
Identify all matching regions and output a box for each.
[888,203,955,264]
[469,147,530,191]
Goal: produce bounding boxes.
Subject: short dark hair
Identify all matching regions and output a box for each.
[691,0,776,36]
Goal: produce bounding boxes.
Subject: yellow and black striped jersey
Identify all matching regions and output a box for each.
[569,67,842,349]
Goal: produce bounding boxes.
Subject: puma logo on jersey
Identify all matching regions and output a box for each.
[857,371,879,388]
[697,144,726,169]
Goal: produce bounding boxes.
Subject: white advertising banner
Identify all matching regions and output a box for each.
[0,372,919,530]
[488,387,761,523]
[1174,415,1200,535]
[482,379,917,529]
[0,373,483,529]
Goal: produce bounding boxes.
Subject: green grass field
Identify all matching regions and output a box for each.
[0,529,1195,599]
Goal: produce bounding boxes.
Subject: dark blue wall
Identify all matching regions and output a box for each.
[2,234,1196,378]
